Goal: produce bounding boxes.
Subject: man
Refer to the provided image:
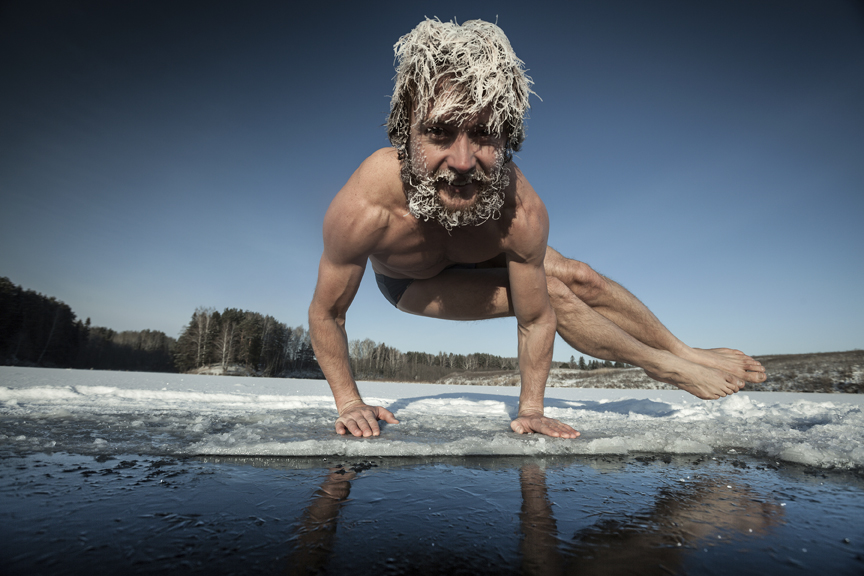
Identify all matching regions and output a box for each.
[308,18,766,439]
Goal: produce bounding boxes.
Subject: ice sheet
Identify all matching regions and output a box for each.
[1,367,862,469]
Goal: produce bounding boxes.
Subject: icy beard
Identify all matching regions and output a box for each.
[399,147,509,232]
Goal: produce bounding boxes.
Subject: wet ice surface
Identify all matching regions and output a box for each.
[2,367,864,468]
[1,453,862,575]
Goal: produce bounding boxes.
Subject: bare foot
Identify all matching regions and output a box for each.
[644,351,746,400]
[677,347,767,385]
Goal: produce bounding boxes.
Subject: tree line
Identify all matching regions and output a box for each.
[563,355,631,371]
[1,275,630,379]
[1,277,175,371]
[345,344,629,382]
[348,339,518,382]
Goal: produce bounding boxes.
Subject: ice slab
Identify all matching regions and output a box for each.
[1,367,863,469]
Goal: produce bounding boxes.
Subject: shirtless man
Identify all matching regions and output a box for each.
[308,18,766,439]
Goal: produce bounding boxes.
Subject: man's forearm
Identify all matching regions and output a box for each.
[308,310,364,413]
[516,312,556,416]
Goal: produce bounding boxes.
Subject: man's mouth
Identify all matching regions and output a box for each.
[439,180,475,198]
[435,169,478,188]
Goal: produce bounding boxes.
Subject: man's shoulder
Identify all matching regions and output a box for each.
[322,148,403,261]
[330,148,401,209]
[501,164,549,260]
[366,146,401,167]
[352,147,402,189]
[510,164,545,211]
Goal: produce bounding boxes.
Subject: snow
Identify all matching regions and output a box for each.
[1,366,863,469]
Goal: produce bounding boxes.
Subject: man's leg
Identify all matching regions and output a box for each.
[543,247,766,385]
[396,257,759,399]
[546,275,746,398]
[396,267,513,320]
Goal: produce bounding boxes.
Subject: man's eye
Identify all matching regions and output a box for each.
[425,127,445,137]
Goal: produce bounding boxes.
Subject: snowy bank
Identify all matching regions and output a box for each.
[1,367,862,470]
[439,350,864,393]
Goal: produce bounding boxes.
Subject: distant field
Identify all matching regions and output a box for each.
[437,350,864,393]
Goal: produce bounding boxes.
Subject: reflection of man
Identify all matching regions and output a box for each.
[285,467,355,576]
[520,464,564,576]
[308,18,766,439]
[285,461,784,575]
[563,474,785,575]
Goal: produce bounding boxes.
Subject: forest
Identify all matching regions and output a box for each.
[2,276,626,380]
[172,307,517,380]
[1,277,175,372]
[175,307,626,380]
[174,307,318,377]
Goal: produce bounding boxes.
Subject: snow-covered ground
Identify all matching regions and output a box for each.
[440,350,864,393]
[1,366,862,469]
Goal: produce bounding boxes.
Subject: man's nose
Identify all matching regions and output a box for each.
[447,132,477,174]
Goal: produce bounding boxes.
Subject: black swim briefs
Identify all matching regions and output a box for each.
[375,263,477,307]
[375,273,415,307]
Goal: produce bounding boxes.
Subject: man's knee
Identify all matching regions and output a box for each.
[546,275,597,318]
[548,258,608,302]
[545,276,571,304]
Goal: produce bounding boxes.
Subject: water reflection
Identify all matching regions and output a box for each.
[284,460,786,575]
[521,463,784,575]
[285,467,356,576]
[520,463,564,576]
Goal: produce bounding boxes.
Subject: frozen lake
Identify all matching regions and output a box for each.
[1,367,863,574]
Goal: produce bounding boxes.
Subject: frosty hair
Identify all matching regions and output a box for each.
[387,18,535,160]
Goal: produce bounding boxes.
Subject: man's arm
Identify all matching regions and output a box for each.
[308,154,399,437]
[506,169,579,438]
[309,253,398,437]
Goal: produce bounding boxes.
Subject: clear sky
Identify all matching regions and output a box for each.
[1,0,862,361]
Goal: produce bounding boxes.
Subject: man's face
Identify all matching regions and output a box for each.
[401,103,510,231]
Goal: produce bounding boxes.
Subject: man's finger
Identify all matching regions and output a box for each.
[545,420,580,438]
[379,408,400,424]
[352,416,375,437]
[362,414,381,437]
[538,420,563,437]
[510,419,527,434]
[342,418,364,437]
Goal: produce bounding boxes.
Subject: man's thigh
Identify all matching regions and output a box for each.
[397,267,513,320]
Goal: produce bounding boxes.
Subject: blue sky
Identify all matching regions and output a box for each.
[1,0,862,361]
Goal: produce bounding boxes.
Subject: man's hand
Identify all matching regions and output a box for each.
[511,412,580,438]
[335,403,400,437]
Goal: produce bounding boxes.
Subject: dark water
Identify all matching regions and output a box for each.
[1,452,862,575]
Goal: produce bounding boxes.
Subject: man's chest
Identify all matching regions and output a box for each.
[370,221,506,278]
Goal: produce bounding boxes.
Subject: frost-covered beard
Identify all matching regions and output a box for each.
[400,148,509,232]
